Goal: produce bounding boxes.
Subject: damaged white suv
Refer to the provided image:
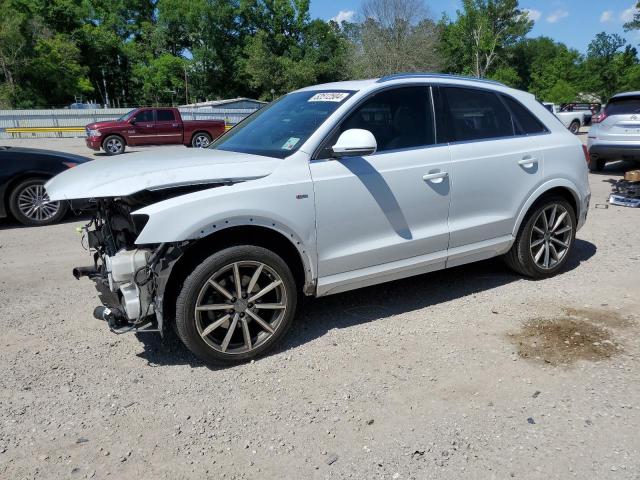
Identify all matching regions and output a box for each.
[46,74,591,365]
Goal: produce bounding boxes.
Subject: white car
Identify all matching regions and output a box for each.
[543,103,591,134]
[588,91,640,171]
[46,74,591,365]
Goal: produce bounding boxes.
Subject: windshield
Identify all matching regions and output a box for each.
[210,90,354,159]
[117,109,136,121]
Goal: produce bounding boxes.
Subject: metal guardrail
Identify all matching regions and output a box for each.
[0,107,257,139]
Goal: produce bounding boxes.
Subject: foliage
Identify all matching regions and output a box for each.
[2,0,640,107]
[349,0,441,77]
[438,0,532,78]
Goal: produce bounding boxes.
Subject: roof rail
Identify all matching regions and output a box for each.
[376,72,505,86]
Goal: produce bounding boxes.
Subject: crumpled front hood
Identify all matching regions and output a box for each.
[45,147,280,200]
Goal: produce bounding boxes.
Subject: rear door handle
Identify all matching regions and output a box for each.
[518,157,538,168]
[422,171,448,183]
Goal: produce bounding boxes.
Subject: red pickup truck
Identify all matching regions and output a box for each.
[85,107,226,155]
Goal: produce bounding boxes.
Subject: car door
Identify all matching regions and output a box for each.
[127,109,156,145]
[155,109,183,144]
[310,86,452,286]
[439,86,546,266]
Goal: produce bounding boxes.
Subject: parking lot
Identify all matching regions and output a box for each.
[1,137,639,479]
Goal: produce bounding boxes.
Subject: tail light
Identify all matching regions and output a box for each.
[592,111,607,123]
[62,162,78,168]
[582,145,590,165]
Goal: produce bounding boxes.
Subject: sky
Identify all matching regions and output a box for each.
[310,0,640,53]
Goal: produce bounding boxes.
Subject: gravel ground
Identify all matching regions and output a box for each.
[0,137,639,479]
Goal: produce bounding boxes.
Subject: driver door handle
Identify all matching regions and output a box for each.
[422,171,448,183]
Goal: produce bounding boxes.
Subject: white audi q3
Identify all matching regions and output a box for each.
[46,73,591,365]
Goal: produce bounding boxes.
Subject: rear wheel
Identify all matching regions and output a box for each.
[191,132,211,148]
[568,120,581,134]
[175,246,297,365]
[8,178,68,226]
[102,135,125,155]
[505,196,576,279]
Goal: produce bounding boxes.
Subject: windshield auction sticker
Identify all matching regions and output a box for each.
[308,92,350,102]
[282,137,300,150]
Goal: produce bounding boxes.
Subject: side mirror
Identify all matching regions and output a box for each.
[331,129,377,158]
[129,118,137,125]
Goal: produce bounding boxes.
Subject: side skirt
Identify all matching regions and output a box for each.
[315,235,514,297]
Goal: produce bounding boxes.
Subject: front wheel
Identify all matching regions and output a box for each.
[504,196,576,279]
[8,178,68,226]
[191,132,211,148]
[102,135,125,155]
[175,246,297,365]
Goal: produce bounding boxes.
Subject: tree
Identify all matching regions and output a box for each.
[239,0,349,98]
[351,0,440,77]
[623,2,640,31]
[509,37,581,101]
[439,0,532,78]
[0,11,27,106]
[132,53,187,105]
[582,32,628,101]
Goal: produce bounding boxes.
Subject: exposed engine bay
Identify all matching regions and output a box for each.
[73,186,218,333]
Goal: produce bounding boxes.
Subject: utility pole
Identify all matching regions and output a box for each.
[184,67,189,105]
[101,68,110,108]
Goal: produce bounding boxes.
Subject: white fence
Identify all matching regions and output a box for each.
[0,107,258,139]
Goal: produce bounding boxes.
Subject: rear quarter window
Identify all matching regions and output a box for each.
[502,96,548,135]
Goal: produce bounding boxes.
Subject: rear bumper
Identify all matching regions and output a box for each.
[85,136,102,151]
[588,143,640,160]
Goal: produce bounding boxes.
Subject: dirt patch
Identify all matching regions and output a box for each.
[508,312,626,366]
[563,307,635,329]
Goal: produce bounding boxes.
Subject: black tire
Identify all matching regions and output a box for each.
[588,157,606,172]
[102,135,125,155]
[191,132,212,148]
[569,120,580,134]
[8,177,68,226]
[504,196,576,279]
[175,245,297,365]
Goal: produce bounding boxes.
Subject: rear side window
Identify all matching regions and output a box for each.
[442,87,514,142]
[606,97,640,115]
[502,96,547,135]
[156,109,176,122]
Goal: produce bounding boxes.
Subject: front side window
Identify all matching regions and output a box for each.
[210,90,354,159]
[442,87,513,142]
[156,109,175,122]
[317,86,435,158]
[133,110,154,123]
[340,87,435,152]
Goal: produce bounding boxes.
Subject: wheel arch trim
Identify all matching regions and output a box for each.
[512,179,582,237]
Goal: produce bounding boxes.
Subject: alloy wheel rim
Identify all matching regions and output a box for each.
[17,184,60,222]
[194,135,209,148]
[194,261,287,355]
[106,138,122,153]
[529,204,573,270]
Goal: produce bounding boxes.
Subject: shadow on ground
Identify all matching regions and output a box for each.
[135,239,597,370]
